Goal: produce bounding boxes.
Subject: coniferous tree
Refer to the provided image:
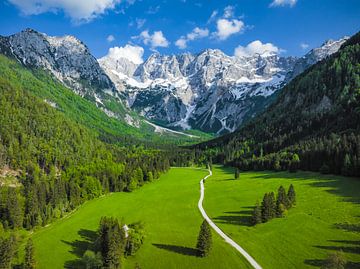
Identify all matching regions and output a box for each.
[276,186,290,217]
[251,201,262,225]
[321,251,347,269]
[196,220,212,257]
[234,168,240,179]
[290,154,300,172]
[261,192,276,222]
[287,184,296,207]
[24,238,36,269]
[0,235,16,269]
[98,217,126,269]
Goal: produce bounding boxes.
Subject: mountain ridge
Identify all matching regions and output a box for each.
[100,37,347,134]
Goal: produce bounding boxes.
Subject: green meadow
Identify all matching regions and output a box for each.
[31,166,360,268]
[32,168,250,269]
[204,166,360,269]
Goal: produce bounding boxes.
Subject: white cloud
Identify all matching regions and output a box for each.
[138,30,169,48]
[215,19,244,40]
[104,44,144,64]
[135,18,146,29]
[234,40,280,57]
[106,35,115,42]
[270,0,297,7]
[300,42,309,50]
[8,0,122,22]
[207,10,218,24]
[223,5,234,18]
[175,27,209,49]
[175,38,187,49]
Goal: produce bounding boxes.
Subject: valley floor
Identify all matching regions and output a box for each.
[32,168,250,269]
[31,166,360,268]
[204,166,360,269]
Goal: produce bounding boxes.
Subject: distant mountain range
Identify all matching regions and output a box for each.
[0,28,348,135]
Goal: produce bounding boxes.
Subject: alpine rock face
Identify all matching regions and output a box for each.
[99,37,347,134]
[0,28,132,125]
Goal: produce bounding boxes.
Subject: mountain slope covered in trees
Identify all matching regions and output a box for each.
[0,55,209,146]
[0,53,176,233]
[193,31,360,177]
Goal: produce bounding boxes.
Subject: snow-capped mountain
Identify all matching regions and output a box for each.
[287,38,349,81]
[99,37,347,134]
[0,28,136,126]
[0,28,115,97]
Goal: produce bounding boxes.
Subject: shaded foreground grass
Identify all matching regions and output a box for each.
[32,168,251,269]
[204,166,360,269]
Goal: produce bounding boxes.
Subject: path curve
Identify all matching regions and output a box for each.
[198,169,263,269]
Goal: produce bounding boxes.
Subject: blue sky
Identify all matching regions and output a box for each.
[0,0,359,61]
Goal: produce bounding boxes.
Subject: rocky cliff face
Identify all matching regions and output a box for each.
[99,37,347,134]
[0,28,115,97]
[0,29,135,125]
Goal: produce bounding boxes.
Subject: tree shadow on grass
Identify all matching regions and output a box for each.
[62,229,98,269]
[304,259,360,269]
[314,245,360,255]
[152,243,198,257]
[334,223,360,233]
[214,207,254,227]
[305,240,360,268]
[250,171,360,205]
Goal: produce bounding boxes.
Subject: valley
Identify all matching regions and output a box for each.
[29,167,360,269]
[0,2,359,268]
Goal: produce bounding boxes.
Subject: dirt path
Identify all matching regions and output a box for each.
[198,169,263,269]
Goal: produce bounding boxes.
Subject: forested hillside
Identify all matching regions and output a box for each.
[193,31,360,177]
[0,56,175,233]
[0,55,209,148]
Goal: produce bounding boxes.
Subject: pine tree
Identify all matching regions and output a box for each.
[261,192,276,222]
[290,154,300,172]
[321,251,347,269]
[234,168,240,179]
[287,184,296,207]
[0,235,15,269]
[98,217,126,269]
[251,202,262,225]
[24,238,36,269]
[196,220,212,257]
[276,186,290,216]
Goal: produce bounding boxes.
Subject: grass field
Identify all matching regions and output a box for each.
[32,168,251,269]
[204,166,360,269]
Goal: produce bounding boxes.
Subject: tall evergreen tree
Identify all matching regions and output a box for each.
[276,186,290,216]
[287,184,296,207]
[321,251,347,269]
[261,192,276,222]
[24,238,36,269]
[196,220,212,257]
[234,168,240,179]
[0,235,15,269]
[98,217,126,269]
[251,201,262,225]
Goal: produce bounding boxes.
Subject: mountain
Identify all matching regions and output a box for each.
[193,31,360,177]
[0,29,208,144]
[99,38,347,134]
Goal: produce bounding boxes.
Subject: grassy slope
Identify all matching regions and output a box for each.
[32,168,251,269]
[204,166,360,269]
